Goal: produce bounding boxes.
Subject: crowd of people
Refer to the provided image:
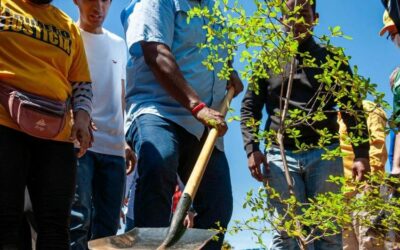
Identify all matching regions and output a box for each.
[0,0,399,250]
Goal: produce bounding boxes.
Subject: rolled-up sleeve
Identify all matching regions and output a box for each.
[367,106,388,172]
[125,0,175,57]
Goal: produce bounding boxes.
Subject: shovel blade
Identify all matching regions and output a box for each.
[88,227,216,250]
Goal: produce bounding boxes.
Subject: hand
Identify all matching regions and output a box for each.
[71,110,93,158]
[194,107,227,136]
[183,211,195,228]
[227,70,244,97]
[125,143,136,175]
[393,167,400,175]
[119,198,129,229]
[248,151,268,182]
[352,158,371,182]
[90,119,98,131]
[389,173,400,198]
[119,209,126,229]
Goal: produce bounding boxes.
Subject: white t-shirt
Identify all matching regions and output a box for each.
[81,28,127,157]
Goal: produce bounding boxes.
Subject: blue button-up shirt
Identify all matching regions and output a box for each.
[122,0,228,150]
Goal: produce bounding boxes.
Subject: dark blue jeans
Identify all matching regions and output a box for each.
[126,114,233,250]
[0,125,76,250]
[70,151,125,250]
[125,217,135,233]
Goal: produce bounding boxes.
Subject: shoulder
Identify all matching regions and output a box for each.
[313,41,329,55]
[104,28,125,44]
[318,43,352,71]
[50,5,76,28]
[105,30,126,51]
[134,0,182,12]
[103,29,127,55]
[50,6,83,40]
[363,100,387,119]
[135,0,175,7]
[317,42,346,59]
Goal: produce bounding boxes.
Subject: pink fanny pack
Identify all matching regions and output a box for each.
[0,84,69,139]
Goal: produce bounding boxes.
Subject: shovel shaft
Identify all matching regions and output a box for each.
[184,87,234,198]
[160,88,235,248]
[183,129,219,197]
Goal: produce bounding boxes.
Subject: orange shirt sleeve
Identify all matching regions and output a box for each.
[367,106,388,172]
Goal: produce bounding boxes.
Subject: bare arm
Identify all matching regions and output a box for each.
[141,41,228,135]
[141,41,203,110]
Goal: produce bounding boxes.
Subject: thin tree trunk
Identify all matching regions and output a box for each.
[277,55,297,196]
[275,0,308,248]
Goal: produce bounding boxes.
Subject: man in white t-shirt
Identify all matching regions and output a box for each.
[69,1,135,249]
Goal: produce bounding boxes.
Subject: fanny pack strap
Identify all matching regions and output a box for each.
[0,83,70,106]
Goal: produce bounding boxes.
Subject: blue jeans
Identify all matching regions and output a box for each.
[126,114,233,250]
[266,145,343,250]
[125,217,134,233]
[70,151,125,250]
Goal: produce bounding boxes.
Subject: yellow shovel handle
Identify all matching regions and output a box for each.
[184,87,235,198]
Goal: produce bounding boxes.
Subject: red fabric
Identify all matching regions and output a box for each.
[172,185,182,213]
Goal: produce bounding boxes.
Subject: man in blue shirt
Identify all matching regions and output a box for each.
[121,0,243,249]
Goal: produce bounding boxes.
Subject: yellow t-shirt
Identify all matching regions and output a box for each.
[338,100,388,178]
[0,0,91,142]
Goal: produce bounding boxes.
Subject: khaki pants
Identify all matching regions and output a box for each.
[343,216,385,250]
[386,232,400,249]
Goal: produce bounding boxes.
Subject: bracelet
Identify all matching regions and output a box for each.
[191,102,206,116]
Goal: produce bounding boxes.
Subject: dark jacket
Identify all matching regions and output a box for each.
[240,37,370,158]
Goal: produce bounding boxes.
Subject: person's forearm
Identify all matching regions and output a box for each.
[241,100,261,156]
[393,132,400,174]
[340,109,370,159]
[141,42,202,111]
[240,84,266,156]
[337,63,370,159]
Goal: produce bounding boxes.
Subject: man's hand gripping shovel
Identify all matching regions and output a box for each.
[88,88,235,250]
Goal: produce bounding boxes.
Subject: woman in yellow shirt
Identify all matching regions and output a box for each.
[0,0,93,249]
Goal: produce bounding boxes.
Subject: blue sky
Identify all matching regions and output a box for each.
[53,0,397,248]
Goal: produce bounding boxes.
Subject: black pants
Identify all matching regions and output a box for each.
[20,212,34,250]
[0,125,76,250]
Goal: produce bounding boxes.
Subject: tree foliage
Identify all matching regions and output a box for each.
[189,0,400,249]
